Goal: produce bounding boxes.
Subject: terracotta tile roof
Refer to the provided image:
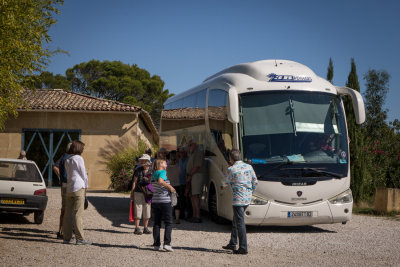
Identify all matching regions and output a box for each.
[20,89,141,112]
[19,89,159,143]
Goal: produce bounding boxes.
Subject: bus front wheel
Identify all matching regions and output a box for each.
[208,185,227,224]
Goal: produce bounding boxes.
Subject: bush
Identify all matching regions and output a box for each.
[106,140,149,192]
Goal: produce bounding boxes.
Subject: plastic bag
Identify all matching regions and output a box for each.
[171,192,178,207]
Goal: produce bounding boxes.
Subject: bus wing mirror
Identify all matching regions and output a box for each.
[228,87,239,123]
[336,86,366,124]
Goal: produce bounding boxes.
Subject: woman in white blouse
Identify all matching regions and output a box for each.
[63,140,91,245]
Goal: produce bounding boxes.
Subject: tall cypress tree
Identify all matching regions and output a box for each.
[327,58,334,83]
[344,58,366,202]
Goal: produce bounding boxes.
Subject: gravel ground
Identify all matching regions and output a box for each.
[1,188,400,266]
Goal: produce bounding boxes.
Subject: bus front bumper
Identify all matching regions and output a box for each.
[244,200,352,226]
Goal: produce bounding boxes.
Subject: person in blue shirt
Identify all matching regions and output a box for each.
[151,159,176,252]
[221,149,258,255]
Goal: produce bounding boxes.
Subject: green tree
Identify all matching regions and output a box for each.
[343,58,368,202]
[363,69,397,190]
[0,0,64,130]
[364,69,390,139]
[23,71,70,90]
[66,60,173,126]
[326,58,334,83]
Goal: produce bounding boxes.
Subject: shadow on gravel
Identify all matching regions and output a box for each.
[0,212,32,224]
[87,195,231,233]
[86,228,133,234]
[86,195,336,234]
[0,227,59,244]
[87,195,131,228]
[91,242,140,249]
[90,243,229,254]
[172,246,229,254]
[247,225,337,233]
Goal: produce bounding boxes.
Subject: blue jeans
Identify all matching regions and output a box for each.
[152,202,173,246]
[229,205,248,251]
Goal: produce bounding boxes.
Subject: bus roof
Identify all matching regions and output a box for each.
[165,59,336,105]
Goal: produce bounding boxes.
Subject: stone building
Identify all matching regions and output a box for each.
[0,89,158,189]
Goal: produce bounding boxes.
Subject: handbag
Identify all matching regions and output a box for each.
[140,184,153,198]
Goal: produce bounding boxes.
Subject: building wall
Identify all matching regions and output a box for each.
[0,111,156,189]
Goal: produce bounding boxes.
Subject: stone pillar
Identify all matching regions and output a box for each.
[374,188,400,212]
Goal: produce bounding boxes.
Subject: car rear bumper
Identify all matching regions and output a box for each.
[0,193,48,213]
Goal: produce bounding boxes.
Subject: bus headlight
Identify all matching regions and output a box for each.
[251,195,269,205]
[329,189,353,204]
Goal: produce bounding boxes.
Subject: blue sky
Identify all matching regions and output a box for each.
[46,0,399,122]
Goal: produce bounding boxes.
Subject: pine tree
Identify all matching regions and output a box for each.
[344,58,366,202]
[326,58,334,83]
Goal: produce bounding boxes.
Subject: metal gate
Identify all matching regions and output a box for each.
[21,128,81,186]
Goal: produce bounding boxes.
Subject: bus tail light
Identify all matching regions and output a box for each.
[329,189,352,204]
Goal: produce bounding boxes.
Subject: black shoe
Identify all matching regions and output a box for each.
[134,228,143,235]
[56,232,63,239]
[233,248,248,255]
[222,244,236,250]
[143,227,152,234]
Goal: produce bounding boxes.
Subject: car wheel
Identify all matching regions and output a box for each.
[34,210,44,224]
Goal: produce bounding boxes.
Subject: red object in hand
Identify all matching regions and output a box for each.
[129,200,134,223]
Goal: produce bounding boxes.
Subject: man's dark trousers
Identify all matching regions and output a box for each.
[229,205,248,251]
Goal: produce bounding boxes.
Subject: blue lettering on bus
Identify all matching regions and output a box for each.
[267,73,312,83]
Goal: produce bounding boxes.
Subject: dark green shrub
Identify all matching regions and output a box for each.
[106,140,149,192]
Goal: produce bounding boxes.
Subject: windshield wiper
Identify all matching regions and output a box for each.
[256,159,293,178]
[289,98,297,136]
[285,167,344,179]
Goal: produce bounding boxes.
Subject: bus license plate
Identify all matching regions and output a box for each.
[1,198,25,205]
[288,211,312,218]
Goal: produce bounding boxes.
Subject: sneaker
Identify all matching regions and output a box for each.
[63,239,74,244]
[143,228,152,234]
[154,245,163,251]
[222,244,236,250]
[76,240,92,245]
[134,228,143,235]
[163,245,174,252]
[233,248,248,255]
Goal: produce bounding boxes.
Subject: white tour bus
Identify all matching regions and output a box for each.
[160,59,365,226]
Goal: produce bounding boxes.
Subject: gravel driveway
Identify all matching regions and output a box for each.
[1,188,400,266]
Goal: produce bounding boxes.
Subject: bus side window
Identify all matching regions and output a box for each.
[208,89,233,162]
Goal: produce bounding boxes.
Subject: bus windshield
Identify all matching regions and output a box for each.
[240,91,349,181]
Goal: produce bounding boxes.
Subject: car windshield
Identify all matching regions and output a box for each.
[0,161,42,182]
[240,91,349,181]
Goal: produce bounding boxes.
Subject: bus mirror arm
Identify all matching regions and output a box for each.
[335,86,366,124]
[228,86,239,124]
